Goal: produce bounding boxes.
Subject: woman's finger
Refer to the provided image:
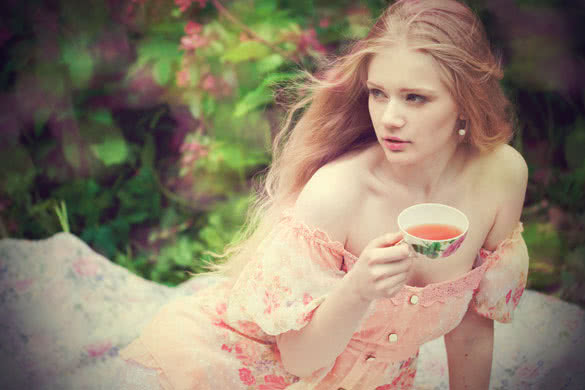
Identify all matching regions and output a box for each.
[363,232,403,253]
[376,273,408,295]
[370,258,412,281]
[367,243,411,264]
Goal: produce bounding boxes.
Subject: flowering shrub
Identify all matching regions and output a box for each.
[0,0,379,285]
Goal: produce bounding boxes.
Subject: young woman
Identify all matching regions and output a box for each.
[119,0,529,389]
[4,1,583,389]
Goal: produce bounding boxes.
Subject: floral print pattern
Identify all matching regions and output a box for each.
[0,212,584,389]
[472,225,530,323]
[409,232,467,259]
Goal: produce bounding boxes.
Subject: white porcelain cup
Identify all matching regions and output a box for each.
[397,203,469,259]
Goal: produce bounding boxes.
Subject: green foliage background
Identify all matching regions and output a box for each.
[0,0,584,305]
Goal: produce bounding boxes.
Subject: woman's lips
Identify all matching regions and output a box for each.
[383,138,410,151]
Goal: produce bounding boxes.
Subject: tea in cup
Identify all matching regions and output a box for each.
[397,203,469,259]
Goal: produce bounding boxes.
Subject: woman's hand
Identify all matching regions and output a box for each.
[346,232,412,303]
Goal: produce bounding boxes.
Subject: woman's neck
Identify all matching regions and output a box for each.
[373,142,470,202]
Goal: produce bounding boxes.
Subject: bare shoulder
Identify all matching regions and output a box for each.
[479,144,529,250]
[476,143,528,196]
[487,143,528,180]
[294,147,371,245]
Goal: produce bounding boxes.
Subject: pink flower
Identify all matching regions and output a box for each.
[176,69,190,87]
[512,286,525,307]
[297,28,326,54]
[302,292,313,305]
[441,233,466,258]
[233,342,255,366]
[216,302,227,315]
[221,344,232,353]
[212,318,232,331]
[180,34,209,50]
[12,279,34,293]
[505,289,512,304]
[263,290,280,314]
[72,257,101,277]
[201,74,216,91]
[175,0,206,13]
[86,341,112,358]
[259,375,288,390]
[239,367,256,385]
[375,385,391,390]
[185,21,202,35]
[319,18,330,28]
[236,321,262,337]
[175,0,193,12]
[297,309,315,325]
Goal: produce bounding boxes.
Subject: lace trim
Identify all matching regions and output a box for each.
[280,207,524,307]
[281,208,348,260]
[389,268,484,307]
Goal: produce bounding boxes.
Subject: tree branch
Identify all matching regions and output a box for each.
[211,0,299,64]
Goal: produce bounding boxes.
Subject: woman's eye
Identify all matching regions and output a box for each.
[368,88,385,99]
[406,94,427,103]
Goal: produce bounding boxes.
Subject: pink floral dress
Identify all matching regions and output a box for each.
[119,207,530,390]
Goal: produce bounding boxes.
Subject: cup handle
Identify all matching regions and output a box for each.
[396,238,417,258]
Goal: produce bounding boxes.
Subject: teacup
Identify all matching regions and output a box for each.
[397,203,469,259]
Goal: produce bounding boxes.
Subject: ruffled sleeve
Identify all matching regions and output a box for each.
[471,223,529,323]
[226,210,347,336]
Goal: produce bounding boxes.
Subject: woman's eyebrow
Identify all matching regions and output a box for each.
[366,81,437,95]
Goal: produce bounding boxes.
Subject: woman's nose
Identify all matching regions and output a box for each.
[381,101,406,128]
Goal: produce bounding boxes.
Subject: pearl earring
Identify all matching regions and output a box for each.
[458,115,466,136]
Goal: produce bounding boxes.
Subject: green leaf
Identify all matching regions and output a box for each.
[81,224,119,258]
[137,38,181,66]
[222,41,271,63]
[60,35,94,88]
[89,109,114,126]
[63,136,83,170]
[234,72,296,117]
[117,167,161,221]
[153,59,172,85]
[90,131,129,166]
[202,95,217,116]
[256,54,284,74]
[136,38,180,86]
[234,87,273,117]
[523,222,565,264]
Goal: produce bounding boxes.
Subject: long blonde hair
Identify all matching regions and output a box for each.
[209,0,514,277]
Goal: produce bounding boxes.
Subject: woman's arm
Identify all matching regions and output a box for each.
[275,165,369,378]
[445,145,528,389]
[276,164,411,378]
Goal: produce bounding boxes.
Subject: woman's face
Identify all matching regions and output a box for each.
[367,44,460,166]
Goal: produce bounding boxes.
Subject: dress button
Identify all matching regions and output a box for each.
[410,295,419,305]
[388,333,398,343]
[365,354,376,362]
